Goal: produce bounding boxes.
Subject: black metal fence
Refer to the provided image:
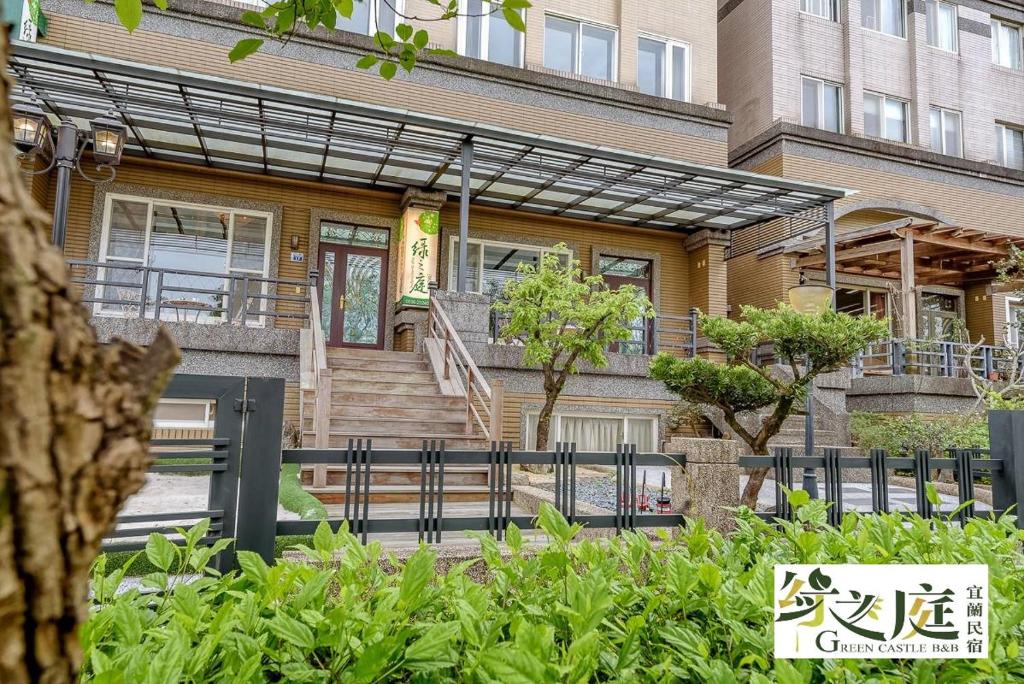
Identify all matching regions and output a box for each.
[739,409,1024,527]
[113,376,1024,571]
[853,338,1020,378]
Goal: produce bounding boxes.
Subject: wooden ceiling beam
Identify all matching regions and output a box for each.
[901,230,1010,256]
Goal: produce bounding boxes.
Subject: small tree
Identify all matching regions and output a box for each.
[650,304,888,508]
[493,247,654,454]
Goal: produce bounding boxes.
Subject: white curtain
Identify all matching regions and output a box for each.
[560,416,624,451]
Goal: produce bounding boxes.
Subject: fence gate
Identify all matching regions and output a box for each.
[101,374,284,573]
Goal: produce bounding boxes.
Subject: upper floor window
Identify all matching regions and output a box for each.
[862,0,906,38]
[337,0,402,37]
[996,123,1024,170]
[925,0,957,52]
[544,15,617,81]
[992,18,1023,70]
[801,76,843,133]
[801,0,838,21]
[636,36,689,101]
[864,92,909,142]
[458,0,524,67]
[929,106,963,157]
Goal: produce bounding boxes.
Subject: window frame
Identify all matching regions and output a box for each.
[861,0,907,39]
[996,123,1024,170]
[799,0,838,22]
[992,18,1024,70]
[97,192,274,324]
[800,76,844,133]
[863,91,910,142]
[636,34,691,102]
[456,0,526,67]
[446,235,572,295]
[929,106,964,157]
[153,399,214,429]
[543,12,619,82]
[1007,297,1024,346]
[925,0,958,53]
[524,410,659,452]
[336,0,405,37]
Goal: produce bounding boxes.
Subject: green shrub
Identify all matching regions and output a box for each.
[850,411,989,457]
[84,504,1024,682]
[278,463,328,520]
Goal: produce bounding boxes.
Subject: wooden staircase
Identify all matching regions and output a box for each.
[299,348,491,503]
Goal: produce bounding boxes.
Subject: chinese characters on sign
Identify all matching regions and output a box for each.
[397,207,439,307]
[774,564,988,659]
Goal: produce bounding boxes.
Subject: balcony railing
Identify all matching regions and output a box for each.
[854,339,1020,379]
[489,306,698,358]
[67,259,310,327]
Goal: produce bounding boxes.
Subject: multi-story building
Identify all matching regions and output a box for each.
[10,0,847,494]
[720,0,1024,352]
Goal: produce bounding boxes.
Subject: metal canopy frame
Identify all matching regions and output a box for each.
[9,43,850,236]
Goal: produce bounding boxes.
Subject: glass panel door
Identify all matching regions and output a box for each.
[600,256,653,355]
[318,244,388,348]
[919,292,959,341]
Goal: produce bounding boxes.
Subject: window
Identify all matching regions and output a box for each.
[925,0,957,52]
[862,0,906,38]
[458,0,524,66]
[835,288,889,322]
[448,237,569,297]
[801,77,843,133]
[929,107,963,157]
[153,400,214,429]
[526,412,657,452]
[996,124,1024,170]
[337,0,402,37]
[544,15,616,81]
[637,36,689,101]
[1008,298,1024,345]
[801,0,837,21]
[99,195,273,324]
[992,19,1023,70]
[599,256,653,355]
[863,92,909,142]
[919,292,959,341]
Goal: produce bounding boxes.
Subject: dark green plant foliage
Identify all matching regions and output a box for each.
[278,463,328,521]
[849,412,989,458]
[84,504,1024,682]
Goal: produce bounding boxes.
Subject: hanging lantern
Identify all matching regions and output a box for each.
[788,272,834,314]
[12,101,51,154]
[90,111,127,165]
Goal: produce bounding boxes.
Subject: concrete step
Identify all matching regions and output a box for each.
[300,465,488,488]
[328,392,465,410]
[302,431,489,449]
[325,404,468,422]
[306,484,492,504]
[304,417,471,435]
[327,356,430,373]
[331,381,445,396]
[326,348,423,362]
[328,368,438,385]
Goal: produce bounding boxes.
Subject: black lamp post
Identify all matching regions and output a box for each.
[12,101,127,248]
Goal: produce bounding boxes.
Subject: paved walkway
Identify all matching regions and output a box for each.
[750,477,992,513]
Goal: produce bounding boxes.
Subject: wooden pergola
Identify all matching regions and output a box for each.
[787,218,1024,337]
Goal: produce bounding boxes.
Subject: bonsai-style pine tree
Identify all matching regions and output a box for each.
[493,247,654,454]
[650,304,888,508]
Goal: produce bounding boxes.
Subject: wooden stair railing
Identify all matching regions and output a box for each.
[425,296,504,442]
[299,280,332,486]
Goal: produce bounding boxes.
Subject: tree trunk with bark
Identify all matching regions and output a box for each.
[0,32,179,684]
[527,365,563,473]
[730,395,797,509]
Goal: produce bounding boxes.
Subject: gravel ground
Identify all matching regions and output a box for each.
[540,473,671,512]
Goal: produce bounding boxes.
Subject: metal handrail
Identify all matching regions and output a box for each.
[853,338,1019,378]
[426,296,503,441]
[67,259,309,326]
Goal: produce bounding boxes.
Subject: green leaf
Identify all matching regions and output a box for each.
[229,38,264,63]
[395,22,413,42]
[152,0,168,9]
[379,61,398,80]
[355,54,380,70]
[145,533,177,572]
[268,613,316,650]
[240,10,266,29]
[413,29,429,50]
[114,0,143,32]
[334,0,354,19]
[236,550,269,585]
[404,622,459,671]
[399,546,435,610]
[925,482,942,507]
[312,520,335,555]
[786,487,811,508]
[505,522,523,553]
[502,7,526,32]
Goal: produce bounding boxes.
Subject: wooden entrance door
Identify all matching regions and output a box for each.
[318,243,388,349]
[600,255,654,355]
